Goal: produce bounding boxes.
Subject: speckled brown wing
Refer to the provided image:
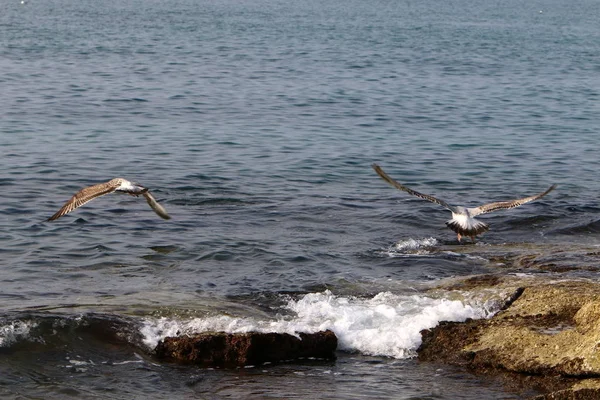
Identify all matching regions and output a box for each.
[372,164,455,211]
[48,181,119,221]
[469,184,557,217]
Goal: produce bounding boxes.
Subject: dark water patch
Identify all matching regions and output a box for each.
[286,255,316,263]
[448,143,480,150]
[551,219,600,235]
[177,174,233,185]
[169,197,260,207]
[35,245,63,252]
[196,250,237,262]
[565,204,600,214]
[76,261,146,272]
[106,207,139,215]
[3,206,35,216]
[103,98,149,103]
[0,293,28,301]
[498,214,560,229]
[149,245,179,255]
[140,251,174,262]
[422,179,456,186]
[339,200,377,210]
[0,178,16,186]
[23,258,64,268]
[55,245,116,259]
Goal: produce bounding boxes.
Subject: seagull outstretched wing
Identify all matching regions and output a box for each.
[469,184,556,217]
[372,164,456,211]
[48,180,122,221]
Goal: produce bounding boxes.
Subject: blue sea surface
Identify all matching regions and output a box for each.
[1,0,600,398]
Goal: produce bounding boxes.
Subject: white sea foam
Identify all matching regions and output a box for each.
[140,290,494,359]
[387,237,438,257]
[0,320,37,347]
[68,359,94,366]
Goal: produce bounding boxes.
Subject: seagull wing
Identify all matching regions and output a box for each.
[372,164,455,211]
[48,181,119,221]
[143,192,171,220]
[469,184,556,217]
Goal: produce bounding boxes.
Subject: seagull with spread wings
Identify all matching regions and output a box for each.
[48,178,171,221]
[372,164,555,242]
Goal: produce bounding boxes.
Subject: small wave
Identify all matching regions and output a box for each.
[0,314,144,350]
[0,292,495,360]
[140,290,493,359]
[551,219,600,235]
[385,237,438,257]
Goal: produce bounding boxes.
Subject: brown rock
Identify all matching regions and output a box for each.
[155,330,337,367]
[418,277,600,399]
[531,380,600,400]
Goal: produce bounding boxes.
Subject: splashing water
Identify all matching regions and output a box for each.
[140,289,493,359]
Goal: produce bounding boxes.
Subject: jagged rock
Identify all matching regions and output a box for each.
[155,330,337,367]
[418,277,600,399]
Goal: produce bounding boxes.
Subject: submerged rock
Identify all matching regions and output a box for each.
[155,330,337,367]
[418,277,600,399]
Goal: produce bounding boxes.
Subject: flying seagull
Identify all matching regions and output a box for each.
[48,178,171,221]
[372,164,555,242]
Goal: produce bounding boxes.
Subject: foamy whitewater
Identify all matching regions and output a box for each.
[0,320,37,347]
[387,237,439,257]
[141,290,497,359]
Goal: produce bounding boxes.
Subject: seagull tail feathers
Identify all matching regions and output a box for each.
[446,218,489,237]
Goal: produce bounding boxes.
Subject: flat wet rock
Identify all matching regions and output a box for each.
[155,330,337,367]
[419,277,600,399]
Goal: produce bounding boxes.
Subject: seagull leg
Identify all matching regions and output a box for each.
[457,233,462,242]
[470,235,476,242]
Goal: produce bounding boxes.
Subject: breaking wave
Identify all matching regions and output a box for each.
[141,289,496,359]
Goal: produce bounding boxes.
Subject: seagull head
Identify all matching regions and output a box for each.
[132,182,149,194]
[115,179,148,195]
[454,206,468,216]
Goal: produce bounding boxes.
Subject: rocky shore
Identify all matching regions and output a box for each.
[419,275,600,399]
[151,273,600,399]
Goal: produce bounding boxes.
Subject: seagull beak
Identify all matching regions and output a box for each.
[133,183,149,193]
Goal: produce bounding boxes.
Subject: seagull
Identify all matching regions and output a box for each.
[372,164,556,242]
[48,178,171,221]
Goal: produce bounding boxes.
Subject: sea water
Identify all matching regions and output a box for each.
[1,0,599,398]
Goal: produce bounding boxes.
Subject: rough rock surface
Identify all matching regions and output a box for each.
[155,330,337,367]
[418,277,600,399]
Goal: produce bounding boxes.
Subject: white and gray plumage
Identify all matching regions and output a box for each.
[372,164,556,242]
[48,178,171,221]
